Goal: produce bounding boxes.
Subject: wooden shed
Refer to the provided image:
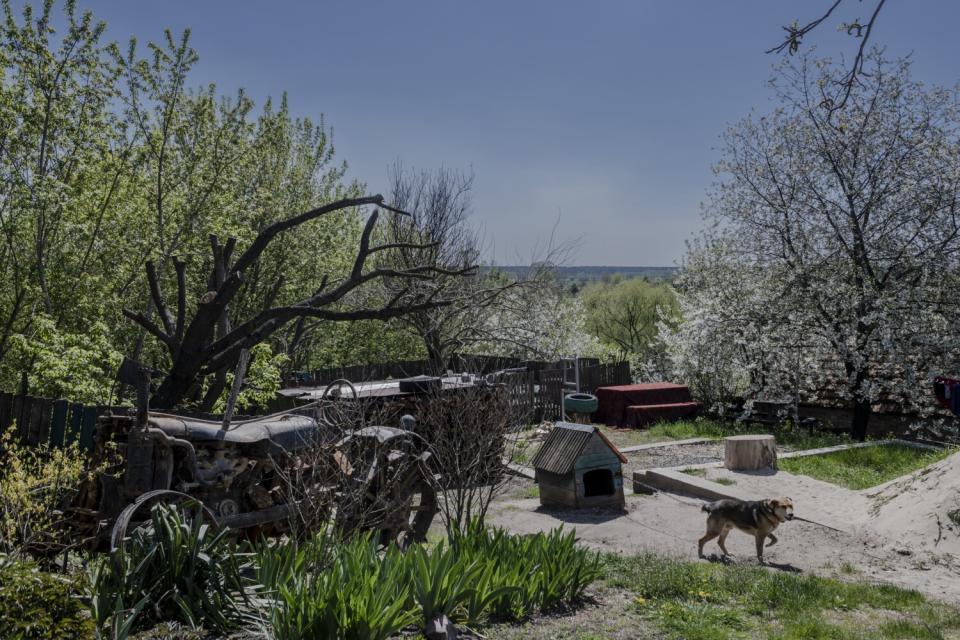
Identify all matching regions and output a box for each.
[531,422,627,509]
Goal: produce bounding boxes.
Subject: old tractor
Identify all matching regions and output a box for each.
[67,398,439,549]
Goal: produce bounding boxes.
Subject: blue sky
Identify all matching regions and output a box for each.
[61,1,960,265]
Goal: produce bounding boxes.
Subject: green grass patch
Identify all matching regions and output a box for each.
[602,553,960,639]
[597,418,733,449]
[779,443,956,490]
[554,418,848,457]
[601,418,850,450]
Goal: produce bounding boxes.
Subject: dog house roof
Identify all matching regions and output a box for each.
[530,422,627,474]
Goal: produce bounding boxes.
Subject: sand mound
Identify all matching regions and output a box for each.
[868,450,960,555]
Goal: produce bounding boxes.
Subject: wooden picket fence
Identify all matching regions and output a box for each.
[0,392,127,451]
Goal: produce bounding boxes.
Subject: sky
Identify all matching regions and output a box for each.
[52,1,960,266]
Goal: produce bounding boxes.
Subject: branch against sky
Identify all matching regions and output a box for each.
[768,0,888,113]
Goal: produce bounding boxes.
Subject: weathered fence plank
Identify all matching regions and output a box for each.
[49,399,69,448]
[79,406,99,451]
[15,395,31,441]
[66,403,84,446]
[27,397,52,446]
[0,392,12,432]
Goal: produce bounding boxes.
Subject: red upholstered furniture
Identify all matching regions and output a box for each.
[595,383,700,428]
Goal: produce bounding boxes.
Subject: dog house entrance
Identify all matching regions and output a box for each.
[583,468,614,497]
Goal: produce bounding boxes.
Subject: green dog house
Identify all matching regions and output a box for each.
[531,422,627,509]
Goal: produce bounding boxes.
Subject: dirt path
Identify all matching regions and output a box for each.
[488,489,960,603]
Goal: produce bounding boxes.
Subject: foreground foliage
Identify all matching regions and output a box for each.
[0,558,94,640]
[89,505,600,639]
[89,505,257,636]
[261,522,601,640]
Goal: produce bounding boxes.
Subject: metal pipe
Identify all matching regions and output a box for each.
[145,428,216,486]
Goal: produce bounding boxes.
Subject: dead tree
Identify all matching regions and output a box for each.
[380,164,527,371]
[124,195,475,410]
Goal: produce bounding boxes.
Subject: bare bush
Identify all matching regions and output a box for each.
[416,376,532,535]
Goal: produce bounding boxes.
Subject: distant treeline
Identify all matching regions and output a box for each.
[492,265,678,284]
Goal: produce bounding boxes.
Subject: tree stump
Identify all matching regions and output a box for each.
[724,434,777,471]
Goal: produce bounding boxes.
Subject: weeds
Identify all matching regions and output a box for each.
[84,501,601,638]
[266,537,414,640]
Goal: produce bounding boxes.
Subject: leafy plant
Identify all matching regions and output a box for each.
[405,541,479,628]
[265,534,414,640]
[257,521,602,637]
[449,520,602,619]
[89,504,257,635]
[0,557,95,639]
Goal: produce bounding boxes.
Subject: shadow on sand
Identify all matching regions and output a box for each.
[534,506,627,525]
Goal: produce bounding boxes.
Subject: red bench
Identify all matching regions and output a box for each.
[595,383,699,428]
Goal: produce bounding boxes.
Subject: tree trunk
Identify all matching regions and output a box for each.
[848,364,871,442]
[424,328,446,374]
[724,434,777,471]
[850,399,870,442]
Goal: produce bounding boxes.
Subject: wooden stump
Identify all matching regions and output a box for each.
[724,434,777,471]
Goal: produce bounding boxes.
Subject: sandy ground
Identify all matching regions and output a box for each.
[490,469,960,603]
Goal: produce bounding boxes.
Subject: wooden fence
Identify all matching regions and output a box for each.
[0,359,631,449]
[0,392,126,451]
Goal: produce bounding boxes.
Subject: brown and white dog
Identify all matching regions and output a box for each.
[697,497,794,562]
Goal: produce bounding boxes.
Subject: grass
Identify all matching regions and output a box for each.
[489,553,960,639]
[779,443,956,490]
[598,418,850,452]
[518,418,851,467]
[605,554,960,640]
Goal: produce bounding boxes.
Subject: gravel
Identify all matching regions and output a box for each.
[624,441,725,470]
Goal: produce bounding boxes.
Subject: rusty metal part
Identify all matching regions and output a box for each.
[110,489,219,552]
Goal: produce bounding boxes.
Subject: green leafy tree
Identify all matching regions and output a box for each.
[582,277,678,361]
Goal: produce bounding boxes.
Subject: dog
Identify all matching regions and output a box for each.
[697,497,794,562]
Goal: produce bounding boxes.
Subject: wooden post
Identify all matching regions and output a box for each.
[222,348,251,431]
[724,434,777,471]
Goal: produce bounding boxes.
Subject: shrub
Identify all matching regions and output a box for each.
[0,558,95,639]
[0,426,91,554]
[405,541,480,628]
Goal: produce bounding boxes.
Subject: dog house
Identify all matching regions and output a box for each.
[531,422,627,509]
